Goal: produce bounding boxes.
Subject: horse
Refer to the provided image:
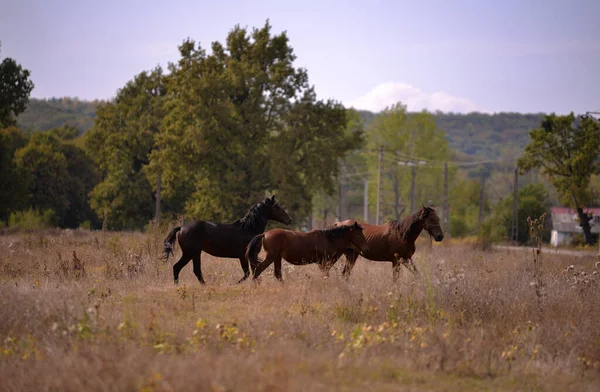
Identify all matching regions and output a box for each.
[245,221,370,282]
[162,195,292,285]
[331,204,444,282]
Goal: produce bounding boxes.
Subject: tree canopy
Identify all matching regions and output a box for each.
[85,20,361,229]
[517,113,600,244]
[0,45,34,128]
[365,103,453,222]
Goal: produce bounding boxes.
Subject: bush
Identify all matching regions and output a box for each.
[450,216,470,238]
[8,208,57,230]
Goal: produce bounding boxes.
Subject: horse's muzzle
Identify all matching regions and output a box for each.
[434,234,444,242]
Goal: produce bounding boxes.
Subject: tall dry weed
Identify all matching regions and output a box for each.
[0,229,598,391]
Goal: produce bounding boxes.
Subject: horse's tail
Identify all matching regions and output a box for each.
[162,226,182,261]
[245,233,265,272]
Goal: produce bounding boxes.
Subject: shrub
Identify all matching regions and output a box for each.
[8,208,57,230]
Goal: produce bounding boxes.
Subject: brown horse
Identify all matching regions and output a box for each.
[332,205,444,282]
[245,222,369,281]
[162,195,292,285]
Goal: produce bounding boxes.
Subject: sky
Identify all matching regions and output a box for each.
[1,0,599,114]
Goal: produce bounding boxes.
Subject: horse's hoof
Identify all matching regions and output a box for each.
[174,279,179,285]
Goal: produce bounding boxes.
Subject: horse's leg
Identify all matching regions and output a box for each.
[173,253,193,285]
[252,255,275,280]
[192,252,206,284]
[392,259,403,283]
[342,249,359,279]
[237,257,250,284]
[273,256,283,282]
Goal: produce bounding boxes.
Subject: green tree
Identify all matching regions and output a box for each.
[48,124,80,140]
[0,45,35,128]
[448,177,489,237]
[60,141,101,228]
[517,113,600,245]
[490,183,550,244]
[0,126,29,221]
[150,20,360,223]
[14,133,70,221]
[86,66,166,229]
[366,103,454,222]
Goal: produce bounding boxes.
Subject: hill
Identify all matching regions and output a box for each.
[358,110,545,159]
[17,97,103,134]
[18,97,544,159]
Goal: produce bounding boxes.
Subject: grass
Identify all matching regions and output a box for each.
[1,228,599,391]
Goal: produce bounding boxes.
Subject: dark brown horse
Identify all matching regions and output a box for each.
[163,195,292,285]
[332,205,444,282]
[245,221,369,281]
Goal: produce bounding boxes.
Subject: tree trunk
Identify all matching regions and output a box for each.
[576,207,594,245]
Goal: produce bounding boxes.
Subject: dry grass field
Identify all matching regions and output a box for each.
[1,228,599,391]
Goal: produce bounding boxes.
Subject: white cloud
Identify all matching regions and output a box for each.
[346,82,484,113]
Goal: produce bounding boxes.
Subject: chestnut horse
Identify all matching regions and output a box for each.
[332,205,444,282]
[245,222,369,281]
[162,195,292,285]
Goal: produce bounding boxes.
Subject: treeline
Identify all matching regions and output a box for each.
[2,23,595,246]
[17,97,101,135]
[20,98,544,161]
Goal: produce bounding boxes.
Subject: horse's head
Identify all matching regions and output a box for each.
[419,204,444,242]
[348,221,369,253]
[264,195,292,225]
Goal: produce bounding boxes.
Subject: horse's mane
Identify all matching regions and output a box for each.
[388,210,423,240]
[316,224,355,242]
[237,201,267,231]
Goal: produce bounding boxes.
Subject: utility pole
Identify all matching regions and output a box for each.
[479,172,486,225]
[376,146,384,225]
[363,179,369,224]
[511,168,518,244]
[443,162,450,238]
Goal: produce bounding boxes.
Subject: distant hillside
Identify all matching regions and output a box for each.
[18,97,544,159]
[358,110,545,159]
[17,97,103,134]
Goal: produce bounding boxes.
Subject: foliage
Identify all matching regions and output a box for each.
[0,45,35,128]
[17,97,101,134]
[448,178,490,237]
[365,103,454,221]
[0,126,29,221]
[85,67,166,230]
[8,208,57,230]
[1,127,100,228]
[148,20,361,223]
[517,113,600,245]
[489,184,551,244]
[14,132,71,222]
[313,108,367,225]
[48,124,80,140]
[21,99,548,163]
[358,110,544,159]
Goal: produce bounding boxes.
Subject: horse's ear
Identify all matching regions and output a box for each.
[271,194,276,202]
[421,203,426,210]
